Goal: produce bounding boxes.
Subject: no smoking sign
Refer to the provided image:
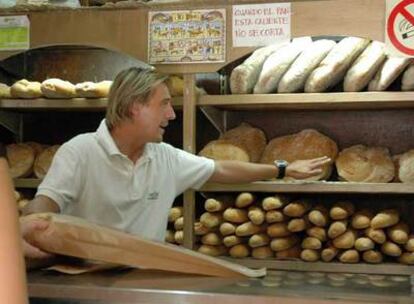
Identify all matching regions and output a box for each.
[386,0,414,57]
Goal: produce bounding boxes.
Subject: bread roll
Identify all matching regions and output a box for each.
[300,249,320,262]
[223,235,242,247]
[381,241,402,257]
[219,222,237,236]
[34,145,60,179]
[220,123,267,163]
[362,250,383,264]
[75,80,112,98]
[368,57,411,91]
[235,222,263,237]
[394,149,414,183]
[321,245,339,262]
[174,230,184,244]
[204,197,232,212]
[248,233,270,248]
[301,237,322,250]
[6,143,35,178]
[168,207,183,222]
[165,76,183,97]
[262,195,289,210]
[398,252,414,264]
[267,222,291,238]
[174,216,184,230]
[0,83,11,98]
[252,246,273,259]
[351,209,373,229]
[287,218,309,232]
[10,79,42,98]
[306,226,327,242]
[200,212,223,229]
[371,209,400,229]
[283,199,311,217]
[248,206,265,225]
[332,230,357,249]
[387,222,409,244]
[223,208,249,224]
[305,37,370,93]
[194,222,209,236]
[41,78,76,98]
[365,227,386,244]
[336,145,395,183]
[308,205,329,227]
[328,220,348,239]
[25,141,46,157]
[229,244,250,258]
[230,42,287,94]
[354,237,375,251]
[201,232,222,246]
[261,129,338,181]
[254,37,312,94]
[235,192,256,208]
[198,245,227,257]
[401,64,414,91]
[338,250,359,263]
[270,235,300,252]
[278,39,336,93]
[343,41,386,92]
[405,235,414,252]
[329,201,355,220]
[265,210,286,223]
[275,244,301,259]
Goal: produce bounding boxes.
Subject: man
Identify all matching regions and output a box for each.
[22,67,330,258]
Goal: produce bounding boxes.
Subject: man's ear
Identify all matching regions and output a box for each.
[130,102,142,117]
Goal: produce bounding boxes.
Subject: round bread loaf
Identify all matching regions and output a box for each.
[394,149,414,183]
[41,79,76,98]
[6,143,35,178]
[75,80,112,98]
[336,145,395,182]
[260,129,338,180]
[0,83,11,98]
[34,145,60,179]
[10,79,42,99]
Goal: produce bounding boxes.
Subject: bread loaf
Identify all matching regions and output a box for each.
[278,39,336,93]
[343,41,386,92]
[254,37,312,94]
[165,76,183,97]
[220,123,266,162]
[394,149,414,183]
[75,80,112,98]
[335,145,395,183]
[0,83,11,98]
[305,37,370,93]
[41,78,76,98]
[230,42,287,94]
[401,64,414,91]
[252,246,273,259]
[34,145,60,179]
[260,129,338,181]
[10,79,42,98]
[6,143,35,178]
[198,139,249,162]
[371,209,400,229]
[368,57,411,91]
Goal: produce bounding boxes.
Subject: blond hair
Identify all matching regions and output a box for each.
[106,67,168,129]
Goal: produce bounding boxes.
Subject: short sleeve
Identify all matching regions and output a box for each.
[168,146,215,195]
[36,144,83,212]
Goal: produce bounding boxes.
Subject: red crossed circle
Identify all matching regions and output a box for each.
[387,0,414,56]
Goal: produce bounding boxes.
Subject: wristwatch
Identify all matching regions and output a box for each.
[274,160,288,179]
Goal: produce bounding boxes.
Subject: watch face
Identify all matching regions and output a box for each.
[275,160,288,168]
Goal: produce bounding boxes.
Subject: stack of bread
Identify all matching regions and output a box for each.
[230,36,413,94]
[6,142,60,179]
[194,192,414,265]
[165,206,185,245]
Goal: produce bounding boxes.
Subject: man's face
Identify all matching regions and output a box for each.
[132,82,176,143]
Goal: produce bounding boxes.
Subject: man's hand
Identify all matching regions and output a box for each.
[285,156,331,180]
[20,218,54,259]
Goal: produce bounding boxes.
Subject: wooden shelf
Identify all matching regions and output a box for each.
[0,97,183,111]
[199,92,414,111]
[225,258,414,275]
[201,181,414,194]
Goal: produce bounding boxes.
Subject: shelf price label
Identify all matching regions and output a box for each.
[0,16,30,51]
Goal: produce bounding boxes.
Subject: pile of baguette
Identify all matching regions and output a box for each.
[192,193,414,265]
[165,206,185,245]
[230,36,414,94]
[199,123,414,183]
[6,142,60,179]
[0,79,112,99]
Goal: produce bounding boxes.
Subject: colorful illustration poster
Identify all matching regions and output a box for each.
[0,16,30,51]
[148,9,226,64]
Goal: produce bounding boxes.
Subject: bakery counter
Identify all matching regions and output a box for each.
[28,268,414,304]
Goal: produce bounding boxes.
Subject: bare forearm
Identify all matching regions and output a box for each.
[22,195,60,216]
[209,160,277,183]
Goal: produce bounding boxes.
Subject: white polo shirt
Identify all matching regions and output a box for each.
[36,119,215,242]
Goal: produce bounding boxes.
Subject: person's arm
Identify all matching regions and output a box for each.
[0,144,28,303]
[21,195,60,216]
[208,156,331,183]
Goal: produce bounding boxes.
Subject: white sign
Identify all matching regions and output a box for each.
[232,3,290,47]
[0,16,30,51]
[385,0,414,57]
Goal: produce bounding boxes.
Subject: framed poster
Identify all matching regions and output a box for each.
[148,9,226,64]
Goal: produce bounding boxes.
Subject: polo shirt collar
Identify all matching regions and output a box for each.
[96,119,153,162]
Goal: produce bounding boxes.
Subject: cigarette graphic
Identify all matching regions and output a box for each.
[400,19,414,40]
